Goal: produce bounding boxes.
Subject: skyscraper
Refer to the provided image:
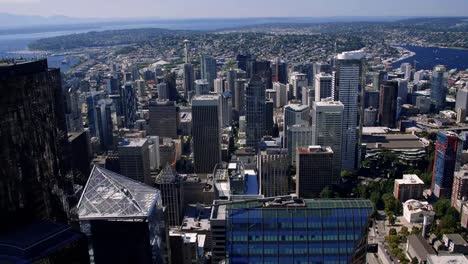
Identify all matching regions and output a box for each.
[0,59,71,227]
[312,100,344,178]
[245,76,266,148]
[221,91,233,127]
[290,72,308,100]
[233,78,246,117]
[65,86,83,133]
[155,164,184,227]
[148,99,179,139]
[314,72,333,101]
[365,89,379,110]
[432,131,459,199]
[195,79,209,95]
[272,58,288,84]
[265,100,274,135]
[296,146,334,198]
[378,80,398,128]
[257,148,290,197]
[456,88,468,112]
[225,69,236,92]
[158,82,169,100]
[313,61,332,78]
[118,138,152,185]
[364,107,378,127]
[214,197,373,264]
[397,78,408,104]
[122,81,137,128]
[253,60,273,89]
[400,62,413,80]
[192,95,221,173]
[214,77,225,94]
[430,65,448,112]
[86,91,104,136]
[335,50,364,171]
[95,99,114,150]
[236,54,252,73]
[135,79,146,97]
[183,63,194,98]
[283,103,309,147]
[77,166,167,264]
[287,125,314,165]
[293,63,314,86]
[273,82,288,108]
[200,54,217,91]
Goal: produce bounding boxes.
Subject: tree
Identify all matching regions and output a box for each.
[400,226,409,237]
[420,172,433,186]
[383,193,402,216]
[341,170,354,179]
[434,199,451,218]
[357,185,369,199]
[411,226,421,235]
[388,213,396,226]
[370,191,381,208]
[389,228,397,236]
[320,186,337,198]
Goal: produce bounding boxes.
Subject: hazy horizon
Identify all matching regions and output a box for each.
[1,0,467,19]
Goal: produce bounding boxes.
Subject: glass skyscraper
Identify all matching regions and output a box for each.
[221,198,373,264]
[335,50,363,172]
[432,131,459,199]
[430,65,448,112]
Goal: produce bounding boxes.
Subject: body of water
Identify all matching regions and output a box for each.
[393,45,468,71]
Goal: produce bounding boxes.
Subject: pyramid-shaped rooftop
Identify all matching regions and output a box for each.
[77,166,160,220]
[155,164,178,184]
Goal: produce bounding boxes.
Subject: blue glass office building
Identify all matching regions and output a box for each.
[432,131,459,199]
[224,199,373,264]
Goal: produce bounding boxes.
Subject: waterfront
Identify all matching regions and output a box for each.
[392,45,468,70]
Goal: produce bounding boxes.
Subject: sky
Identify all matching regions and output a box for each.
[1,0,468,19]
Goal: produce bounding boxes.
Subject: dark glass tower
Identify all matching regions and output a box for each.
[245,76,266,148]
[378,80,398,128]
[192,95,221,173]
[0,59,71,228]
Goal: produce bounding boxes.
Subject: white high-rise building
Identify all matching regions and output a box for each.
[273,82,288,108]
[312,100,344,178]
[335,50,363,172]
[214,78,225,94]
[456,88,468,112]
[290,72,308,100]
[287,125,313,165]
[147,136,161,171]
[315,73,333,102]
[283,103,309,147]
[400,62,412,80]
